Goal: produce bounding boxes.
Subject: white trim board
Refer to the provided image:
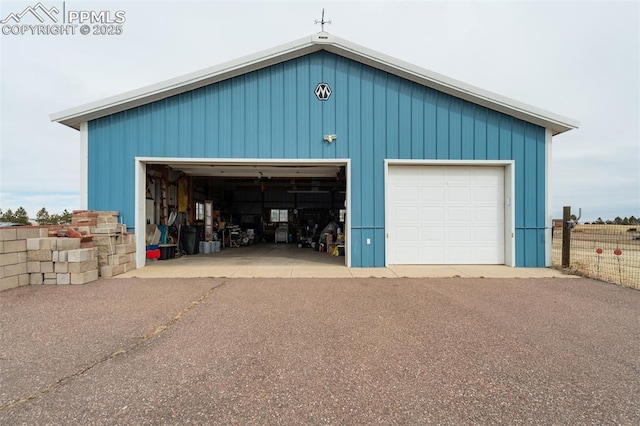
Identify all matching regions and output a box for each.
[545,128,553,267]
[79,122,88,210]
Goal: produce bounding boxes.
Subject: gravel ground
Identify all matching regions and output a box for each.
[1,277,639,424]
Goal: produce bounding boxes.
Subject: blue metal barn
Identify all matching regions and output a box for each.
[51,33,578,268]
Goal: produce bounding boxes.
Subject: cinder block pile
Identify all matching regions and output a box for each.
[0,210,139,292]
[94,232,136,278]
[0,227,48,291]
[27,238,99,285]
[71,210,136,278]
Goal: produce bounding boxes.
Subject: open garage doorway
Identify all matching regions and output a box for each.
[135,158,351,269]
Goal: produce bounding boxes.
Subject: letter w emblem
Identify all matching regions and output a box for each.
[314,83,332,101]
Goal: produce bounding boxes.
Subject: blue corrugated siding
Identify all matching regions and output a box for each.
[88,50,548,267]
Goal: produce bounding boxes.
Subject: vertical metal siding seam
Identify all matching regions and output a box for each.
[408,85,412,158]
[395,81,399,159]
[308,57,311,158]
[474,105,480,159]
[531,125,536,229]
[230,80,235,155]
[385,77,389,158]
[471,104,476,159]
[321,53,325,156]
[484,107,488,159]
[217,82,221,157]
[453,97,459,159]
[294,59,298,158]
[424,88,428,159]
[360,66,364,229]
[455,94,461,159]
[189,92,193,156]
[204,86,208,156]
[447,96,462,159]
[344,60,348,160]
[448,99,454,159]
[273,66,281,158]
[242,75,248,157]
[256,72,261,158]
[434,92,438,158]
[282,66,286,158]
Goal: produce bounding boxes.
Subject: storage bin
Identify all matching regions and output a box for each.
[159,245,175,260]
[182,226,198,255]
[146,249,161,259]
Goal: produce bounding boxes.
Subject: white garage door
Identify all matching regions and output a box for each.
[387,165,505,264]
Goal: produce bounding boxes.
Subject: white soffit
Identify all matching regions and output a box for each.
[50,32,579,135]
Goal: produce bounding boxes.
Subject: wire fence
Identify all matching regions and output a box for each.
[552,224,640,289]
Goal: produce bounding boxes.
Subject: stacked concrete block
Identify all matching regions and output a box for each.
[26,238,99,285]
[71,210,137,278]
[96,232,137,278]
[71,210,99,228]
[72,210,118,228]
[0,227,48,291]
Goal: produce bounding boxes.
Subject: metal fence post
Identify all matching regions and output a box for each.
[562,206,571,268]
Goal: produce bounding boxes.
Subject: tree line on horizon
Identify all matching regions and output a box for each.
[0,207,72,225]
[584,216,639,225]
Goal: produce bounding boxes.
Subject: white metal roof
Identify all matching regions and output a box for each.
[50,32,579,135]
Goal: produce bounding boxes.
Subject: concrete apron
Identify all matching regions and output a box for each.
[116,243,575,279]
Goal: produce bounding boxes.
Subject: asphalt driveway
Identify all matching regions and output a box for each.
[1,277,638,424]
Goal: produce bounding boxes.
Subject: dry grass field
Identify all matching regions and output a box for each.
[552,224,640,289]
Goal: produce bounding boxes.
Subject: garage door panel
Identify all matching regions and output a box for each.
[474,206,503,223]
[445,246,472,263]
[448,207,471,222]
[394,246,422,263]
[419,187,445,202]
[447,188,471,202]
[419,167,445,179]
[473,226,502,242]
[420,226,445,241]
[421,247,446,264]
[473,245,505,263]
[473,187,502,203]
[395,186,419,202]
[445,170,472,185]
[446,226,471,241]
[396,227,420,242]
[420,207,445,221]
[394,168,420,181]
[396,206,418,221]
[473,168,503,180]
[388,165,505,265]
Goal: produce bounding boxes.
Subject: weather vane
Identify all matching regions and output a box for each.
[315,8,331,32]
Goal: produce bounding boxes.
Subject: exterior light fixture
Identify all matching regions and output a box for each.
[323,134,337,143]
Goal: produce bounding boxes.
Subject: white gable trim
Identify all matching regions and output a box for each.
[51,32,579,135]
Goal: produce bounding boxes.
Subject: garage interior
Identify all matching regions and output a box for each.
[144,161,348,265]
